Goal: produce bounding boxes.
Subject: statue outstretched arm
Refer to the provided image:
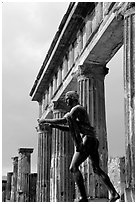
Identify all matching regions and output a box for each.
[39,117,67,125]
[50,124,69,131]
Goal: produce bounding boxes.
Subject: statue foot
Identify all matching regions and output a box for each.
[79,197,88,202]
[109,192,120,202]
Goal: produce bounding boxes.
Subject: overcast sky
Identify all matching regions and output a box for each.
[2,2,125,177]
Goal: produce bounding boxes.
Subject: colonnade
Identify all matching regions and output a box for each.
[30,2,135,202]
[5,148,35,202]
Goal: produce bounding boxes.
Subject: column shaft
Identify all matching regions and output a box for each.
[57,66,62,87]
[6,172,13,201]
[50,107,75,202]
[62,56,68,80]
[77,64,108,199]
[29,173,37,202]
[36,127,52,201]
[10,156,18,202]
[123,5,135,202]
[17,148,33,202]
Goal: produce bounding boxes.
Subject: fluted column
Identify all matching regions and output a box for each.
[6,172,13,201]
[17,148,33,202]
[85,15,92,41]
[53,74,57,95]
[36,123,52,202]
[77,63,109,199]
[123,3,135,202]
[49,82,53,102]
[50,100,75,202]
[29,173,37,202]
[77,30,83,55]
[68,44,74,70]
[10,156,18,202]
[62,56,68,80]
[57,66,62,88]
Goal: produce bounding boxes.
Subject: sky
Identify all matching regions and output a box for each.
[2,1,125,177]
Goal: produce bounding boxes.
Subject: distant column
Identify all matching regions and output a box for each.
[123,3,135,202]
[10,156,18,202]
[6,172,13,201]
[50,100,75,202]
[49,83,52,102]
[62,56,68,80]
[68,44,74,70]
[53,74,57,95]
[77,30,83,55]
[2,180,7,202]
[57,66,62,88]
[29,173,37,202]
[17,148,33,202]
[77,63,109,199]
[85,15,92,41]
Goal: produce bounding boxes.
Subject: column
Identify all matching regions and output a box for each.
[85,15,92,41]
[77,63,109,199]
[62,56,68,80]
[123,3,135,202]
[36,122,52,202]
[77,30,83,55]
[57,66,62,88]
[50,100,75,202]
[29,173,37,202]
[82,26,86,48]
[53,74,57,95]
[10,156,18,202]
[17,148,33,202]
[49,81,53,102]
[6,172,13,201]
[45,90,48,109]
[68,44,74,70]
[2,180,7,202]
[39,101,42,118]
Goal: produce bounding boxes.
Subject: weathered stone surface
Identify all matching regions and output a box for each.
[29,173,37,202]
[123,5,135,202]
[108,157,125,201]
[17,148,33,202]
[10,156,18,202]
[6,172,13,201]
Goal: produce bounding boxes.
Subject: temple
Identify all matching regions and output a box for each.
[29,2,135,202]
[2,2,135,202]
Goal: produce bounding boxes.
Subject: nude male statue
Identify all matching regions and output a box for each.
[39,91,120,202]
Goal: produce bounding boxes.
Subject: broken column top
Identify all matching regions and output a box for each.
[18,148,34,154]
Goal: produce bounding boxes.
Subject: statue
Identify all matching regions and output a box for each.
[38,91,120,202]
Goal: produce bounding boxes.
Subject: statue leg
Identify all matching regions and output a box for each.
[89,139,120,202]
[69,149,89,201]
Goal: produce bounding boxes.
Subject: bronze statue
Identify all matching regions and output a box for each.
[38,91,120,202]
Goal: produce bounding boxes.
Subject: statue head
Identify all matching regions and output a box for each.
[65,91,79,107]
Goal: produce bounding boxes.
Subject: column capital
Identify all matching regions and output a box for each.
[113,2,135,20]
[11,156,18,164]
[7,172,13,176]
[36,123,52,133]
[18,148,33,155]
[77,63,109,80]
[11,156,18,160]
[124,3,135,18]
